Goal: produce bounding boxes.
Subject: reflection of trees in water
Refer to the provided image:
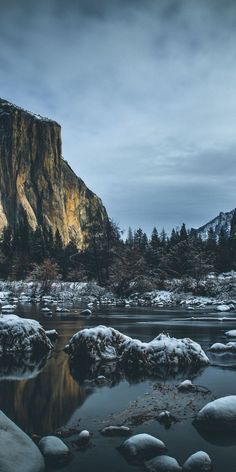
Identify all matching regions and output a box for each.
[0,350,92,436]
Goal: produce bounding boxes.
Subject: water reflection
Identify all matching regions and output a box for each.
[0,346,93,435]
[0,351,49,380]
[69,357,206,385]
[194,420,236,446]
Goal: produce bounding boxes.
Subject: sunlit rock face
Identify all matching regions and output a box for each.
[0,98,108,247]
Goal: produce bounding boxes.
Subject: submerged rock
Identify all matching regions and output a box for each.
[196,395,236,431]
[38,435,70,465]
[101,425,131,436]
[145,455,182,471]
[183,451,212,471]
[120,433,167,460]
[0,315,53,355]
[0,410,44,472]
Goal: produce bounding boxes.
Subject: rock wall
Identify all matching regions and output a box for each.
[0,98,108,248]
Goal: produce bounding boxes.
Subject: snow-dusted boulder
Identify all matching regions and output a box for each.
[38,436,70,465]
[146,455,182,471]
[0,410,44,472]
[177,380,195,391]
[65,325,131,361]
[101,425,131,436]
[216,304,231,312]
[80,309,92,315]
[121,334,209,372]
[45,329,59,342]
[208,342,236,353]
[225,330,236,338]
[77,430,90,444]
[0,315,53,355]
[196,396,236,431]
[66,326,209,377]
[120,433,167,459]
[183,451,212,471]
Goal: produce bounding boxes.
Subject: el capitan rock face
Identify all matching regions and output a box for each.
[0,98,108,247]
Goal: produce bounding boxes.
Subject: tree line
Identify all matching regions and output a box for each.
[1,210,236,295]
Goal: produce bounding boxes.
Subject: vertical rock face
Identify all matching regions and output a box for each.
[0,98,108,248]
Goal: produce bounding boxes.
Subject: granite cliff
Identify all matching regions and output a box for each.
[0,98,108,248]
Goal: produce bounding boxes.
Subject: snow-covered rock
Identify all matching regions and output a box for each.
[0,410,44,472]
[177,380,195,391]
[65,325,131,361]
[0,315,53,354]
[216,304,231,312]
[225,330,236,338]
[120,433,167,459]
[45,329,59,342]
[2,304,16,312]
[146,455,182,471]
[66,326,209,376]
[208,342,236,353]
[101,425,131,436]
[196,396,236,430]
[121,334,209,372]
[80,309,92,315]
[38,436,70,464]
[183,451,212,471]
[77,430,90,443]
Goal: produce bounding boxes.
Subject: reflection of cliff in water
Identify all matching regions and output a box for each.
[0,349,93,435]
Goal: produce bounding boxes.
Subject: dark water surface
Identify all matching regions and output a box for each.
[1,304,236,471]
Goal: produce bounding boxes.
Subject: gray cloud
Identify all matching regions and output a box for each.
[0,0,236,233]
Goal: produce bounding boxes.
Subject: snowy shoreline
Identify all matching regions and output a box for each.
[0,271,235,311]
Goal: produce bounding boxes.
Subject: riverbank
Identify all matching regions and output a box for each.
[0,271,236,312]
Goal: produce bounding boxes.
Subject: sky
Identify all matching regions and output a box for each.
[0,0,236,234]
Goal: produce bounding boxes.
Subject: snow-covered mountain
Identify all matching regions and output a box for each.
[193,209,235,241]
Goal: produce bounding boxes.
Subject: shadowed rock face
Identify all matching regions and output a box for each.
[0,98,108,247]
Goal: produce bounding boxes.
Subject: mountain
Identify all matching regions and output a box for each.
[193,209,235,241]
[0,98,108,248]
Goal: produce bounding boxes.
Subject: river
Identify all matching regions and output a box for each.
[0,304,236,471]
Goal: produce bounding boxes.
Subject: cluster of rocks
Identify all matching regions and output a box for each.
[119,432,212,471]
[1,274,236,311]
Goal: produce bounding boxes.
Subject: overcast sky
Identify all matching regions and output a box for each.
[0,0,236,234]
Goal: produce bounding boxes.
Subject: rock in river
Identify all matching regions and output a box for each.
[38,435,70,465]
[196,395,236,432]
[146,455,182,471]
[183,451,212,471]
[120,433,167,460]
[65,325,209,374]
[0,410,44,472]
[0,315,53,355]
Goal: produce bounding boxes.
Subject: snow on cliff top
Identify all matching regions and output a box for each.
[0,98,59,125]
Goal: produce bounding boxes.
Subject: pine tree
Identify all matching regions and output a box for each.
[179,223,188,241]
[150,227,160,250]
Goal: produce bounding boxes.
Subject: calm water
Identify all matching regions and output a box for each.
[1,304,236,471]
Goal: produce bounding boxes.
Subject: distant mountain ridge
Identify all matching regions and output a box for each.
[193,209,235,241]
